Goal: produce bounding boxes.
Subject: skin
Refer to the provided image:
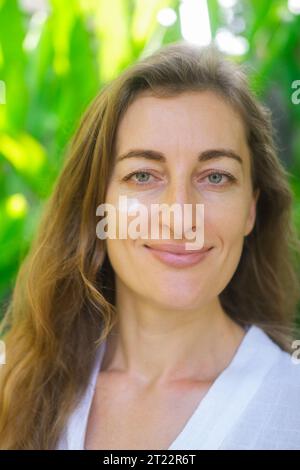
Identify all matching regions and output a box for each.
[85,90,260,449]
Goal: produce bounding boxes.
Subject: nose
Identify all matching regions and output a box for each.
[158,177,202,240]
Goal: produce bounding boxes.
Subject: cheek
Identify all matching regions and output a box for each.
[106,238,141,287]
[206,196,251,243]
[205,200,248,278]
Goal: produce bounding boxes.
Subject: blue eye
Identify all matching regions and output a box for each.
[208,173,223,184]
[206,172,234,185]
[133,172,151,183]
[124,171,155,185]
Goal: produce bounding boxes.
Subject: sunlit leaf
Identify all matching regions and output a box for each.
[0,132,45,175]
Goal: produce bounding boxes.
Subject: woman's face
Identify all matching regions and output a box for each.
[104,90,259,309]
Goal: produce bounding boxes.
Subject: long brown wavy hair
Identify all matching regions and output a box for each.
[1,41,300,449]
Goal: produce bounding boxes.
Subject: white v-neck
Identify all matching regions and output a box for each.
[62,324,282,450]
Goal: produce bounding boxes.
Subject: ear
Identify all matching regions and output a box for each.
[244,188,260,237]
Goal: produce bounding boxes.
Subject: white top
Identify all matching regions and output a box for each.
[56,324,300,450]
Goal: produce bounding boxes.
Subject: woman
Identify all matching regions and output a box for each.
[0,41,300,450]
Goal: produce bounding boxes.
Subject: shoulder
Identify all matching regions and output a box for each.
[55,340,108,450]
[257,326,300,388]
[239,324,300,409]
[248,328,300,448]
[251,325,300,397]
[267,345,300,397]
[221,327,300,449]
[252,347,300,448]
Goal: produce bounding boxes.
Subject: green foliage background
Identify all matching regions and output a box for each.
[0,0,300,320]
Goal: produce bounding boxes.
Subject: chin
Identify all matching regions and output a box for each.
[150,286,207,311]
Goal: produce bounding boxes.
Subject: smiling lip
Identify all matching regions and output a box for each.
[143,243,213,268]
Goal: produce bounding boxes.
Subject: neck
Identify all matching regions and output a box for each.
[101,280,246,386]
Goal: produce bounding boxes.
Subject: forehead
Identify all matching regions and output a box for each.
[115,90,248,158]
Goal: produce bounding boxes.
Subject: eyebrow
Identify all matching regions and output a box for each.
[116,148,243,165]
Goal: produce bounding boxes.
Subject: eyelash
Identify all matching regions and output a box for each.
[123,170,236,186]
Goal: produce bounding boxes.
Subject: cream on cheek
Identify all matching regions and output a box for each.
[105,183,151,242]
